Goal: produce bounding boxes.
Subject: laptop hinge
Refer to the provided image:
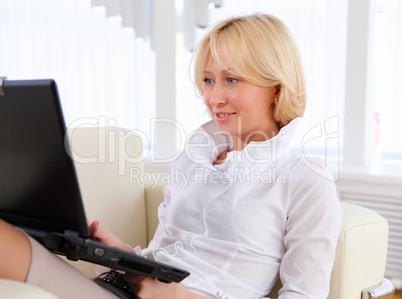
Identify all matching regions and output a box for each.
[63,230,83,261]
[64,230,80,238]
[0,77,7,96]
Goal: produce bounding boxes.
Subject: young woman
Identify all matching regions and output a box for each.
[0,14,342,299]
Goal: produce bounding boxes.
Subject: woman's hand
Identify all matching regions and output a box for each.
[124,273,209,299]
[87,219,130,253]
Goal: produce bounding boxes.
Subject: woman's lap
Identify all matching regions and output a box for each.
[25,234,119,299]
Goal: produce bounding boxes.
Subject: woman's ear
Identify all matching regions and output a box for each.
[275,84,281,95]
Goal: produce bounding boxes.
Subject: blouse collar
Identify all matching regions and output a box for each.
[184,118,301,168]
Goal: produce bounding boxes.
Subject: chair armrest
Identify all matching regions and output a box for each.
[328,203,389,299]
[362,278,395,299]
[267,203,390,298]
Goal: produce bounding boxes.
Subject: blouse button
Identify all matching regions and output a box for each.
[198,212,203,220]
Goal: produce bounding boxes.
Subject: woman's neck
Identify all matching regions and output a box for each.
[231,125,280,151]
[213,125,280,165]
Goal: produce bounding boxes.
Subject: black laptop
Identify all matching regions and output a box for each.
[0,78,189,283]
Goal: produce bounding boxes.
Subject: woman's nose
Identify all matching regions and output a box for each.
[208,84,227,107]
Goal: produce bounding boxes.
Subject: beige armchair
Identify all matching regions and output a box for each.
[0,128,395,298]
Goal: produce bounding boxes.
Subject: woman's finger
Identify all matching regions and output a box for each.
[88,220,100,239]
[123,272,143,284]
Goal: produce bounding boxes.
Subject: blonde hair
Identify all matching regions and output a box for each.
[193,13,306,127]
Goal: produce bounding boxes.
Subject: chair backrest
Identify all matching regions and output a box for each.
[65,127,148,276]
[267,203,389,298]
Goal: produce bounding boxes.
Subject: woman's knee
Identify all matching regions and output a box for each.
[0,219,31,281]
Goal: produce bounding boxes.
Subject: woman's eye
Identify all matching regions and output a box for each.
[227,78,238,84]
[203,78,213,85]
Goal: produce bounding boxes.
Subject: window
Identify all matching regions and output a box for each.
[1,0,401,174]
[372,0,402,163]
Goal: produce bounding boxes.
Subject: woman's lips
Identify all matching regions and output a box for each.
[215,112,237,122]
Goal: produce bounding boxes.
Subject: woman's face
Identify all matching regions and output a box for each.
[203,52,279,150]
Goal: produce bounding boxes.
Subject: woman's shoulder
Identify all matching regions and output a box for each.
[280,151,336,183]
[285,154,340,213]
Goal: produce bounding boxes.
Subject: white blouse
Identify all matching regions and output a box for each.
[139,118,342,299]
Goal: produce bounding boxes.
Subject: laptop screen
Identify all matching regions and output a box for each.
[0,79,90,237]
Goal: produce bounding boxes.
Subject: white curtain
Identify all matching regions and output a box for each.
[0,0,155,135]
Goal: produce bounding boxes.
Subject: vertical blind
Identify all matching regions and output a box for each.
[0,0,155,135]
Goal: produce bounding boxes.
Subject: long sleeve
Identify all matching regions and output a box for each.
[278,159,342,298]
[140,185,172,257]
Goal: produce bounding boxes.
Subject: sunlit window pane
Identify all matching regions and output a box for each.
[372,0,402,163]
